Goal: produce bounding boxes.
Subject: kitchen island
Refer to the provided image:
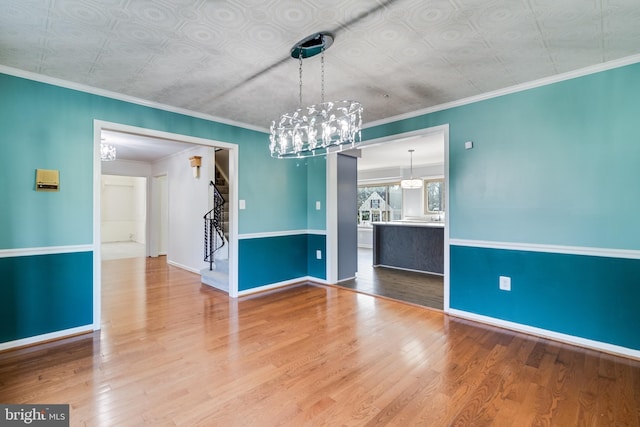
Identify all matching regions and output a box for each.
[372,222,444,275]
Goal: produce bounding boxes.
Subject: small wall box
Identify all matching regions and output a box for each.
[36,169,60,192]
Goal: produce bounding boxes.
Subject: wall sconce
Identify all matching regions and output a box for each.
[189,156,202,178]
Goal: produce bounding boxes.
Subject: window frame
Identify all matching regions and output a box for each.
[423,177,445,214]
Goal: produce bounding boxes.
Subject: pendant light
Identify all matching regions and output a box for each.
[400,149,422,189]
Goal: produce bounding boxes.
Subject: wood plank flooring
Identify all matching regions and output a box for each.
[338,248,444,310]
[1,256,639,426]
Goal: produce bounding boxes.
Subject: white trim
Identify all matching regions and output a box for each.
[0,325,93,352]
[448,309,640,361]
[237,276,315,296]
[167,260,200,274]
[358,127,448,149]
[0,65,268,134]
[442,125,450,312]
[450,238,640,260]
[94,120,241,320]
[0,244,93,258]
[364,54,640,129]
[355,125,451,309]
[326,153,339,284]
[93,125,102,331]
[238,229,326,240]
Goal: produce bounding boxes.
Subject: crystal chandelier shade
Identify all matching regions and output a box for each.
[269,32,363,158]
[100,142,116,161]
[270,100,362,158]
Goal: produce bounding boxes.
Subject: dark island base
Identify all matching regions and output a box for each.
[373,223,444,274]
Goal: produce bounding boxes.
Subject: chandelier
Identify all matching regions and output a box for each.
[269,32,363,158]
[100,139,116,162]
[400,149,423,189]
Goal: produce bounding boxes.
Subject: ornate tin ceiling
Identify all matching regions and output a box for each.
[2,0,639,131]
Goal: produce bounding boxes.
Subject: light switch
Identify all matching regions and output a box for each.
[239,200,246,210]
[315,201,321,210]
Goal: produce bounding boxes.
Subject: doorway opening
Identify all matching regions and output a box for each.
[100,174,147,260]
[93,120,239,331]
[331,125,449,310]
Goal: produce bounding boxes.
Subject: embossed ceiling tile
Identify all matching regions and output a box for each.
[113,22,169,48]
[604,8,640,42]
[366,21,421,51]
[380,1,413,23]
[403,0,458,29]
[466,3,539,42]
[56,0,114,28]
[222,38,273,66]
[1,1,47,27]
[328,30,376,62]
[531,3,601,32]
[419,23,479,51]
[244,23,290,52]
[267,3,320,35]
[161,41,209,62]
[0,50,41,72]
[37,58,100,82]
[128,1,181,30]
[200,1,257,30]
[180,21,228,50]
[326,0,387,30]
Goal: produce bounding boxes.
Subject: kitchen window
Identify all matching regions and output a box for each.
[357,184,402,224]
[424,178,445,214]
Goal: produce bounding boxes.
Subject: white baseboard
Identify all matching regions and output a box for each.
[0,325,94,352]
[167,260,200,274]
[448,309,640,361]
[237,276,331,296]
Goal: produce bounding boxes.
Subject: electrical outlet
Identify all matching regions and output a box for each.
[316,250,322,260]
[499,276,511,291]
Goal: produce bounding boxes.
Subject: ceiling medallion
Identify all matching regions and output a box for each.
[269,31,363,158]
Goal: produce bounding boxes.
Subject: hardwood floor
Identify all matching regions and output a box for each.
[338,248,444,310]
[1,256,639,426]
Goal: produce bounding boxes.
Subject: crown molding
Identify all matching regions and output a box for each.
[364,53,640,129]
[0,65,269,134]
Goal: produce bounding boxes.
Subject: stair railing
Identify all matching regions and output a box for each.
[204,181,226,271]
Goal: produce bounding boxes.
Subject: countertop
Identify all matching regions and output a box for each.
[371,221,445,228]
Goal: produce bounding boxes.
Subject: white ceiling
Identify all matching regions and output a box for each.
[101,130,196,163]
[3,0,640,165]
[357,132,444,171]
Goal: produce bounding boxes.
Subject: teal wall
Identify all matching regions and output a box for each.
[365,61,640,351]
[450,245,640,350]
[306,156,327,231]
[0,72,316,343]
[238,233,326,291]
[307,234,326,280]
[366,62,640,250]
[0,252,93,342]
[239,154,309,234]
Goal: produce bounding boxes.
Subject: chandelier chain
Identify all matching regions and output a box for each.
[298,50,303,107]
[321,48,325,104]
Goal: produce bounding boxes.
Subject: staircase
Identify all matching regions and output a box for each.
[201,151,230,292]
